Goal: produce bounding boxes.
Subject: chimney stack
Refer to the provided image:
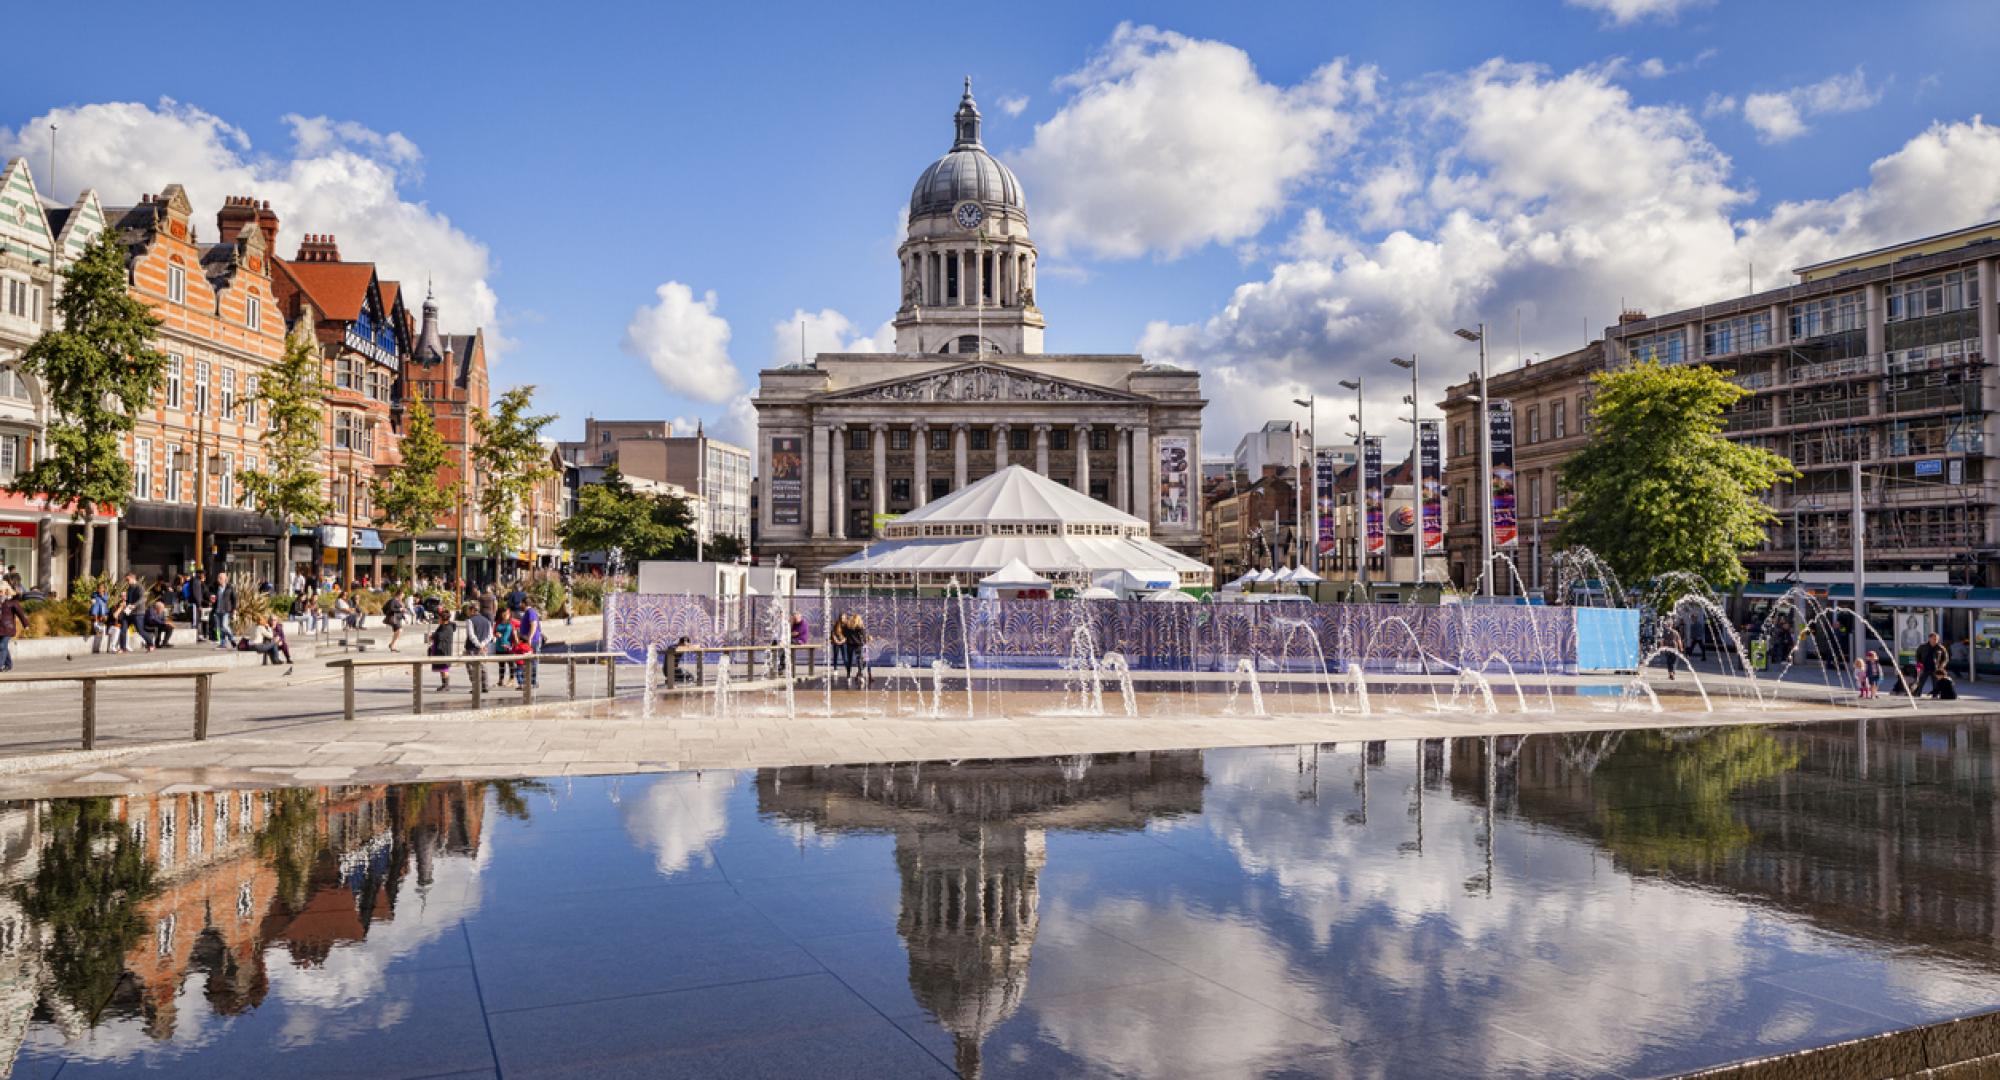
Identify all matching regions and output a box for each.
[296,234,342,263]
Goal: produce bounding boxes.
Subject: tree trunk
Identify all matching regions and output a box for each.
[35,514,55,594]
[78,520,96,584]
[277,517,292,595]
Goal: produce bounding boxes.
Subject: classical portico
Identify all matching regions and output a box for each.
[753,81,1205,582]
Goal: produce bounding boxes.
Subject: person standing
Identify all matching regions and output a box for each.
[518,600,543,688]
[429,610,460,692]
[187,571,209,641]
[384,589,408,652]
[1913,632,1945,697]
[0,586,25,673]
[120,573,144,653]
[844,613,869,685]
[463,604,494,691]
[212,572,238,649]
[88,584,111,654]
[1660,623,1683,681]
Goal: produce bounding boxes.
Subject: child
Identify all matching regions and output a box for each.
[88,585,111,654]
[493,615,518,686]
[1859,650,1882,699]
[429,610,459,691]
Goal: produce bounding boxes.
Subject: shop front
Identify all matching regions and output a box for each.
[386,537,490,587]
[0,492,120,596]
[122,502,284,587]
[318,525,387,587]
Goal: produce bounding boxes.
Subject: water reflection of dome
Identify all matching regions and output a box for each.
[758,752,1205,1078]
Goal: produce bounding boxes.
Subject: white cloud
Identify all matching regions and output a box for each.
[1701,92,1738,119]
[1017,23,1378,260]
[621,282,741,403]
[1,99,502,351]
[1566,0,1713,25]
[997,94,1029,117]
[1742,67,1885,143]
[770,307,894,365]
[1141,59,2000,453]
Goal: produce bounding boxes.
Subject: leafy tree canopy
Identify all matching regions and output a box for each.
[471,385,556,563]
[556,466,692,563]
[1556,361,1798,593]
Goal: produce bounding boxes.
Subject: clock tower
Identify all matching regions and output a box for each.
[893,78,1045,355]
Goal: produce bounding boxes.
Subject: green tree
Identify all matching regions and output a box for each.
[471,386,556,579]
[6,231,168,581]
[238,329,330,588]
[704,532,745,563]
[1593,727,1801,871]
[373,388,457,585]
[557,466,691,565]
[16,799,158,1022]
[1556,361,1798,593]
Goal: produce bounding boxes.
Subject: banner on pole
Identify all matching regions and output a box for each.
[1364,437,1385,555]
[1156,436,1191,527]
[769,436,803,526]
[1315,448,1338,554]
[1418,420,1443,553]
[1489,401,1517,549]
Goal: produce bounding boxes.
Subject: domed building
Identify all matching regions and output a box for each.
[754,80,1207,582]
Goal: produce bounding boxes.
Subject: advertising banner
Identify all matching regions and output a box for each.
[1364,437,1384,555]
[769,436,803,526]
[1489,401,1517,549]
[1315,448,1338,554]
[1418,420,1443,552]
[1156,436,1191,527]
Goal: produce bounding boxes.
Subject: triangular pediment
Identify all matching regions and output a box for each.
[827,362,1141,404]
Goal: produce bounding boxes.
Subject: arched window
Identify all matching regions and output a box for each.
[938,335,999,355]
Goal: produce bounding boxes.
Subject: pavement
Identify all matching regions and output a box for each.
[0,635,1990,799]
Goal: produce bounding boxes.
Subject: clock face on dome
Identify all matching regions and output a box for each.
[953,201,985,231]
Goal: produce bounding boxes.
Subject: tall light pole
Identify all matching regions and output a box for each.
[1455,325,1491,596]
[1338,378,1364,585]
[1390,354,1422,588]
[1291,395,1315,572]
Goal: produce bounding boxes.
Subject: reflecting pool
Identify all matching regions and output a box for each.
[0,717,1995,1078]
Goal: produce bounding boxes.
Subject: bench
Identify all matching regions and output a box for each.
[0,668,226,749]
[660,643,820,687]
[324,651,632,721]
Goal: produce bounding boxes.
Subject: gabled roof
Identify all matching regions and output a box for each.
[824,361,1143,404]
[277,259,375,322]
[446,331,481,387]
[378,280,400,315]
[894,464,1141,529]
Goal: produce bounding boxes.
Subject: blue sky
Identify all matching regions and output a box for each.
[6,0,1999,457]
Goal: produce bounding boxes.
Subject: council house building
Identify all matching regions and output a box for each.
[753,80,1206,581]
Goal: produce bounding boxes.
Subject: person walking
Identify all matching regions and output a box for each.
[117,573,144,653]
[429,610,460,692]
[1913,632,1945,697]
[384,589,409,652]
[518,600,543,688]
[463,604,494,691]
[1660,623,1683,681]
[212,572,238,650]
[0,586,25,673]
[843,612,869,685]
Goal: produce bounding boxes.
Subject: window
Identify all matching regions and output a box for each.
[167,447,186,502]
[1452,484,1466,524]
[1451,422,1465,459]
[849,428,869,450]
[1789,292,1865,339]
[0,366,27,400]
[890,478,911,504]
[239,457,256,507]
[0,432,20,482]
[193,361,210,414]
[1089,479,1109,502]
[1628,328,1686,366]
[970,428,989,451]
[133,439,152,498]
[890,429,909,451]
[1051,429,1069,451]
[335,357,357,391]
[849,477,870,502]
[244,376,259,426]
[1527,472,1542,518]
[165,356,183,409]
[1090,427,1109,451]
[930,478,949,500]
[1551,400,1566,440]
[928,428,948,451]
[218,453,234,506]
[1525,406,1541,444]
[333,411,356,450]
[245,295,261,331]
[168,265,186,304]
[3,279,26,317]
[1887,270,1980,322]
[1702,312,1772,357]
[221,368,236,419]
[1009,427,1029,451]
[1579,393,1594,432]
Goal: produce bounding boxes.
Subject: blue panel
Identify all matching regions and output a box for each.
[1575,607,1640,672]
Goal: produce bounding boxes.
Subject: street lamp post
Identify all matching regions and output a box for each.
[1292,395,1316,573]
[1338,378,1364,585]
[1390,354,1422,588]
[1455,325,1491,596]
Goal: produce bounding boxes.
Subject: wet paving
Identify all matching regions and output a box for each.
[0,716,1993,1078]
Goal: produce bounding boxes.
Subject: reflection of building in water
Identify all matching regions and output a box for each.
[758,753,1205,1078]
[1450,721,2000,953]
[0,781,495,1067]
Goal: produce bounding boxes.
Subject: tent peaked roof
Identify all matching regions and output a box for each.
[894,464,1141,529]
[978,558,1051,589]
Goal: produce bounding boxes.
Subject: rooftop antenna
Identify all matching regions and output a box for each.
[799,317,806,366]
[48,123,56,204]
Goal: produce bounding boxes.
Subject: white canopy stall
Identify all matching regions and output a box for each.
[824,465,1212,595]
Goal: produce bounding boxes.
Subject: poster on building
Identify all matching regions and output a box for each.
[1364,437,1385,555]
[1156,436,1191,527]
[1315,448,1338,554]
[1489,400,1517,549]
[1418,420,1443,553]
[769,436,803,526]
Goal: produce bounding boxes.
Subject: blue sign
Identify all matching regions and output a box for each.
[1915,458,1943,477]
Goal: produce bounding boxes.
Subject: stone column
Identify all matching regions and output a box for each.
[810,423,830,537]
[913,423,930,507]
[1034,424,1050,475]
[969,246,981,309]
[871,423,887,519]
[1114,426,1131,513]
[1131,426,1152,525]
[104,518,120,577]
[1074,424,1091,496]
[995,424,1010,469]
[1864,282,1886,357]
[831,425,847,539]
[953,423,968,490]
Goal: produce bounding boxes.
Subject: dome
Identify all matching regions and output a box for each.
[908,79,1026,222]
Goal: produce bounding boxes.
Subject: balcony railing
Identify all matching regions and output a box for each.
[1728,370,1778,391]
[1722,410,1776,432]
[1786,354,1880,384]
[1783,397,1871,425]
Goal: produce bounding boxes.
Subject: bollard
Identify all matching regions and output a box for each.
[342,663,356,721]
[471,666,483,709]
[412,666,425,716]
[81,680,97,750]
[606,656,618,696]
[522,664,535,706]
[568,659,578,701]
[696,651,705,686]
[194,674,211,741]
